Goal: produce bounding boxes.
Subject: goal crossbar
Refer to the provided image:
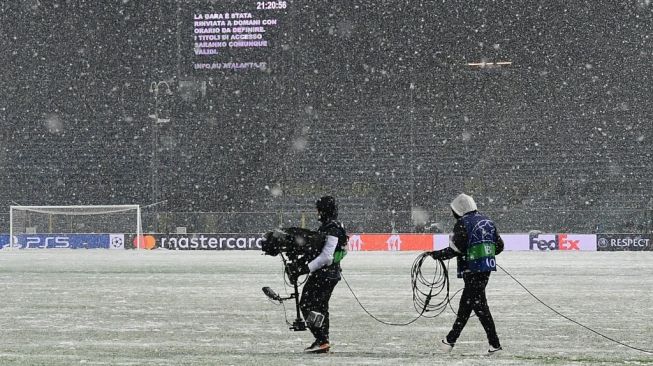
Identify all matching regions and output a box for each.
[10,205,140,216]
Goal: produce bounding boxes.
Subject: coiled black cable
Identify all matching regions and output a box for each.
[342,252,452,326]
[282,250,652,354]
[410,252,451,317]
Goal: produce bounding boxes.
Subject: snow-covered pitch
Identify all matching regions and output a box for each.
[0,250,651,365]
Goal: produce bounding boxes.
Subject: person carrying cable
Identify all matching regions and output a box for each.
[285,195,348,354]
[427,193,504,355]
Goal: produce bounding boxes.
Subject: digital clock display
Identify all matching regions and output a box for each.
[257,1,287,10]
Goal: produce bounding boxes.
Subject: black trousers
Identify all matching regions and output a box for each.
[299,269,340,343]
[446,271,501,348]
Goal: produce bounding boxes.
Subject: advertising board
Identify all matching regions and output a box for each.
[0,234,124,249]
[597,234,652,251]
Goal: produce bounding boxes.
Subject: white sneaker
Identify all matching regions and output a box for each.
[438,339,454,353]
[487,345,502,355]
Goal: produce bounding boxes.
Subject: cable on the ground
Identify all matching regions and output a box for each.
[342,252,452,326]
[498,263,652,354]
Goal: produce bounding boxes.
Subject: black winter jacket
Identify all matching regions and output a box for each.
[433,212,504,276]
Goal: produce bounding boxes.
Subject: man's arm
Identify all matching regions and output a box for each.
[450,219,467,254]
[429,220,467,260]
[429,246,458,260]
[308,235,338,272]
[495,234,504,255]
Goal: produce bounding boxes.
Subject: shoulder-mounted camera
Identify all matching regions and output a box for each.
[261,227,325,261]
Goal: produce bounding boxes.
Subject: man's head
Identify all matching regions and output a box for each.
[450,193,477,218]
[316,195,338,223]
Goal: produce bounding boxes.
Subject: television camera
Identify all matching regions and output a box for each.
[260,227,325,331]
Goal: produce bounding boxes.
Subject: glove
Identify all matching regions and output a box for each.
[285,260,309,283]
[495,236,504,255]
[427,250,443,260]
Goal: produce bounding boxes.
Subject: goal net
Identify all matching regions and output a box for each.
[9,205,143,249]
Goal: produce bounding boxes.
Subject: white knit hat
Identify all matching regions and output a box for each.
[450,193,478,216]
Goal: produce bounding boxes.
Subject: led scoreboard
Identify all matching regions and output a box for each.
[189,0,290,73]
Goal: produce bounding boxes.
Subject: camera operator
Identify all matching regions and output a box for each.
[285,195,348,354]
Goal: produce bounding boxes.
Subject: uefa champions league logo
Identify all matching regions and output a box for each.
[109,234,125,249]
[471,220,495,242]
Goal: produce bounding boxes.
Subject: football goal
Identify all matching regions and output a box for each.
[9,205,143,249]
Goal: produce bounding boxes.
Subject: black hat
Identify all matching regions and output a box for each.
[316,195,338,222]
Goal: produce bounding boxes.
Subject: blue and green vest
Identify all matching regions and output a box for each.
[457,212,498,277]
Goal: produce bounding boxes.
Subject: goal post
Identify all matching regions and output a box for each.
[9,205,143,249]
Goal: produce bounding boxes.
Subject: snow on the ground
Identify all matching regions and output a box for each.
[0,250,651,365]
